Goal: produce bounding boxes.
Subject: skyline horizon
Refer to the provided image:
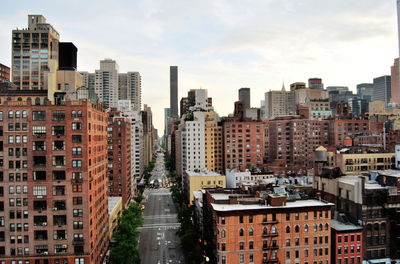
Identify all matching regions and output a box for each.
[0,0,399,132]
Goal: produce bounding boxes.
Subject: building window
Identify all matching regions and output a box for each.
[286,226,290,233]
[249,227,253,236]
[239,228,244,236]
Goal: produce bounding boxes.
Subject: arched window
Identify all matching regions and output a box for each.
[22,110,28,118]
[325,223,329,231]
[221,229,226,238]
[17,97,22,101]
[374,223,379,231]
[295,225,300,233]
[305,224,308,233]
[319,224,323,231]
[272,226,277,234]
[77,110,82,117]
[15,111,20,118]
[43,98,49,105]
[381,223,386,232]
[286,226,290,233]
[249,227,254,236]
[366,224,372,232]
[314,224,317,232]
[239,228,244,236]
[72,110,76,118]
[8,111,13,118]
[263,227,268,235]
[26,97,32,102]
[35,97,40,105]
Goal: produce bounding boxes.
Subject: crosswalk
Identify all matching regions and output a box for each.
[138,223,180,230]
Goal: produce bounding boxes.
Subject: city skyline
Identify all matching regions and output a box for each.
[0,0,398,131]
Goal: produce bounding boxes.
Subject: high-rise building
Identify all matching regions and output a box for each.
[180,89,212,117]
[238,87,250,109]
[0,63,10,82]
[107,109,132,207]
[373,75,392,105]
[357,83,374,102]
[391,58,400,104]
[12,15,60,90]
[141,104,154,167]
[118,72,141,111]
[0,100,109,263]
[80,72,95,90]
[164,108,170,136]
[264,86,290,119]
[117,100,144,189]
[94,59,119,108]
[170,66,178,117]
[308,78,324,90]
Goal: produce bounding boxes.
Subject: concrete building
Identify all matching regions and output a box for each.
[180,89,212,117]
[203,188,333,264]
[108,197,122,240]
[107,110,132,207]
[373,76,392,106]
[118,72,141,111]
[12,15,60,91]
[170,66,178,117]
[117,100,144,190]
[94,59,119,108]
[238,88,250,109]
[183,170,226,203]
[0,63,10,82]
[336,152,395,175]
[264,87,291,119]
[0,99,109,263]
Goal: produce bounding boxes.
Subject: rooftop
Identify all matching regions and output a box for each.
[187,169,223,177]
[211,199,333,212]
[108,197,122,214]
[376,169,400,178]
[331,220,362,232]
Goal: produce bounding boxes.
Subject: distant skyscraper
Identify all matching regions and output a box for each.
[373,75,392,105]
[238,87,250,109]
[391,58,400,104]
[12,15,60,90]
[164,107,170,136]
[308,78,324,90]
[357,83,374,102]
[170,66,178,116]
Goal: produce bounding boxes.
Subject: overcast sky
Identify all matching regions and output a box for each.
[0,0,398,133]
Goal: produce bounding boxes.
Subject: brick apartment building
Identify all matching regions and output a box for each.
[0,99,108,264]
[331,220,363,264]
[265,116,329,168]
[0,64,10,83]
[203,189,333,264]
[223,101,264,172]
[107,109,131,207]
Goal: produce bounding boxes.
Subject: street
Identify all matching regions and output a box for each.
[138,153,185,264]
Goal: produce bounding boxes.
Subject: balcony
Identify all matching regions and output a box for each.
[33,201,47,212]
[262,219,278,224]
[53,215,67,226]
[33,156,46,167]
[34,215,47,226]
[34,230,48,241]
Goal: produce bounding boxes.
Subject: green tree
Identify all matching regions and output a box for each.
[109,203,143,264]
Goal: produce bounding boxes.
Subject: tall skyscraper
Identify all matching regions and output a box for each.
[12,15,60,90]
[238,87,250,109]
[391,58,400,104]
[373,75,392,105]
[357,83,374,102]
[170,66,178,117]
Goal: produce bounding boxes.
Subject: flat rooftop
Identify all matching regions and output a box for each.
[211,199,333,212]
[331,220,362,232]
[108,197,122,214]
[376,169,400,178]
[338,175,385,190]
[187,170,222,177]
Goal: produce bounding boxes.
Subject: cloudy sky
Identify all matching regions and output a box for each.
[0,0,398,132]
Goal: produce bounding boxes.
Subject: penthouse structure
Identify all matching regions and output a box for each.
[0,99,108,263]
[203,189,334,264]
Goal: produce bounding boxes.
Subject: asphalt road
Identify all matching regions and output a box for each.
[138,153,184,264]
